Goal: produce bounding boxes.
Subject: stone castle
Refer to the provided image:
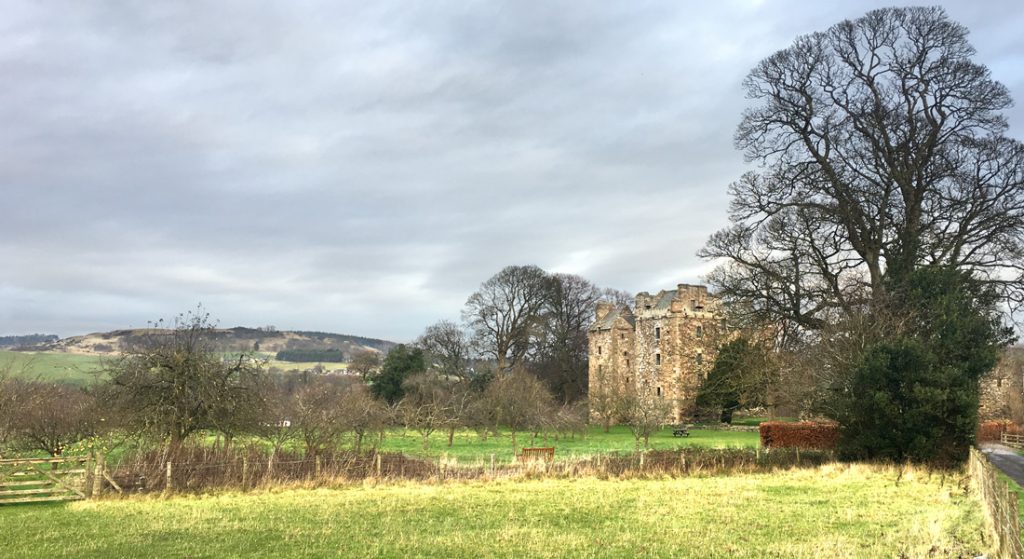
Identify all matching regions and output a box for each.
[588,284,719,423]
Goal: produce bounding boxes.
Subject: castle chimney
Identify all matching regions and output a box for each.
[595,302,613,321]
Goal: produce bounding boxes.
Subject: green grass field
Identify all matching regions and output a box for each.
[374,425,758,463]
[0,350,105,386]
[0,464,987,558]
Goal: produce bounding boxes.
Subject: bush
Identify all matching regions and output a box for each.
[759,421,838,450]
[977,420,1023,442]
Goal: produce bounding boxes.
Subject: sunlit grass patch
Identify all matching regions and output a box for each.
[0,464,988,558]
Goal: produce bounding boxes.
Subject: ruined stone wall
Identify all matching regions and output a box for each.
[980,347,1024,423]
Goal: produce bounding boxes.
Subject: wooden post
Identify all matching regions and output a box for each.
[639,451,645,470]
[490,454,495,475]
[92,454,106,498]
[164,461,174,496]
[375,453,382,478]
[241,456,249,489]
[84,454,96,498]
[315,455,322,479]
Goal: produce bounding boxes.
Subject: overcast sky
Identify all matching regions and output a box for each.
[2,1,1023,342]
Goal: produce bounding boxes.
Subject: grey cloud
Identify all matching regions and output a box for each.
[3,1,1023,341]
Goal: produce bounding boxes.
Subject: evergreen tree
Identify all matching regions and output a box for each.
[370,345,426,404]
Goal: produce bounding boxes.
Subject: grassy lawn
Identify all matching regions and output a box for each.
[375,425,758,463]
[730,416,797,427]
[0,350,105,386]
[0,464,987,558]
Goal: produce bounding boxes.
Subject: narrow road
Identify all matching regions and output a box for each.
[981,443,1024,486]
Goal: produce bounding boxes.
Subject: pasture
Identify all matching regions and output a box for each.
[0,464,987,558]
[376,425,758,463]
[0,350,105,386]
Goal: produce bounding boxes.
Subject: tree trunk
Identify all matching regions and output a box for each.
[447,426,455,447]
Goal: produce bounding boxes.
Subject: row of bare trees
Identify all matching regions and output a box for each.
[0,309,596,460]
[418,265,631,403]
[0,370,104,457]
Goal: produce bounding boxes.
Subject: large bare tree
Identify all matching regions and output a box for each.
[700,7,1024,339]
[103,308,269,445]
[464,265,553,373]
[533,273,602,403]
[416,320,473,382]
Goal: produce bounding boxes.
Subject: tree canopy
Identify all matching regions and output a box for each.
[700,6,1024,340]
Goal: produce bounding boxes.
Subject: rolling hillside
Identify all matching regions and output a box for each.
[26,327,395,358]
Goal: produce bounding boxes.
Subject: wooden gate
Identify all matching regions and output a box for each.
[0,457,89,505]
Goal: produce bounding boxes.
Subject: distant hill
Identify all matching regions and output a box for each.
[23,327,396,360]
[0,334,59,349]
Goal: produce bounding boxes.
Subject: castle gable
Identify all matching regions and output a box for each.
[590,305,635,331]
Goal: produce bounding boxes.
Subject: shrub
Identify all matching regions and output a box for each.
[977,420,1023,442]
[759,421,838,450]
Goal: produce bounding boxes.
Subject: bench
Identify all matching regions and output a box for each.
[672,426,690,437]
[518,447,555,462]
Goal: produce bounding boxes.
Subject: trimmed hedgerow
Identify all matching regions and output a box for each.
[759,421,839,450]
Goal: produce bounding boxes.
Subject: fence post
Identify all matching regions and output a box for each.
[84,454,96,498]
[164,461,174,496]
[375,453,382,478]
[315,455,322,479]
[241,456,249,489]
[92,453,106,498]
[490,454,495,476]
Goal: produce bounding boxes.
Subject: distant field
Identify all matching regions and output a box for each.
[377,425,758,463]
[0,350,105,385]
[0,465,987,558]
[0,350,351,386]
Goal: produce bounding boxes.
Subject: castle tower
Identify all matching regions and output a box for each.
[589,284,719,423]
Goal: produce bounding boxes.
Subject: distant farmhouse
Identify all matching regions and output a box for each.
[588,284,720,423]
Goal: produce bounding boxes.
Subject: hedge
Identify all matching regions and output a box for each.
[759,421,839,450]
[977,420,1023,442]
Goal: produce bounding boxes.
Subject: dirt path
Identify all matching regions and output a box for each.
[981,443,1024,486]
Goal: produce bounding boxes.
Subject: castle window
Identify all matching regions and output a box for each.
[695,353,703,365]
[623,351,628,357]
[626,359,630,367]
[644,304,652,310]
[620,333,625,340]
[695,325,703,339]
[656,386,662,397]
[597,346,601,355]
[655,327,661,340]
[655,353,661,366]
[998,378,1003,388]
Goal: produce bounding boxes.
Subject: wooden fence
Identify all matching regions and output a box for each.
[1002,433,1024,448]
[0,457,89,505]
[969,447,1023,559]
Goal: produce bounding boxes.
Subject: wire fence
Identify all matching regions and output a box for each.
[969,447,1023,559]
[106,445,835,494]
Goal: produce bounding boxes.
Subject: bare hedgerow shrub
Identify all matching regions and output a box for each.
[622,383,672,450]
[337,382,389,453]
[482,369,555,452]
[292,376,351,459]
[399,373,448,451]
[8,381,103,456]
